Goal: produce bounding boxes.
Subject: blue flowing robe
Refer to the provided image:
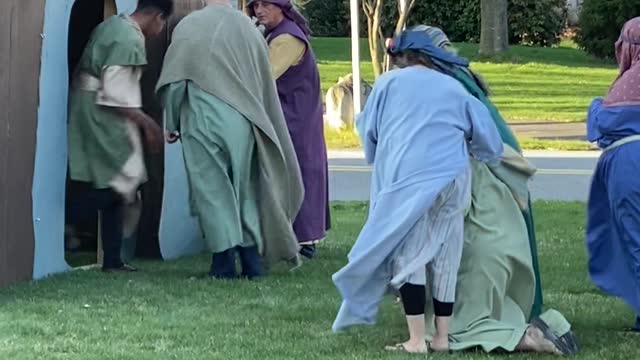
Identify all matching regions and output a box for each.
[586,98,640,316]
[331,67,503,331]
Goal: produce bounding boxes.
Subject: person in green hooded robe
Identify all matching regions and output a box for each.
[402,26,579,355]
[156,0,304,279]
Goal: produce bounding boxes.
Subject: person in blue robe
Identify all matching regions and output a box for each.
[330,29,504,354]
[586,17,640,333]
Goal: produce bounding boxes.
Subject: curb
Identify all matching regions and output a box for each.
[327,149,602,159]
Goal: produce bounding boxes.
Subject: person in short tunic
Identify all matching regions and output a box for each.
[66,0,173,272]
[331,30,503,354]
[156,0,305,279]
[247,0,330,259]
[586,17,640,333]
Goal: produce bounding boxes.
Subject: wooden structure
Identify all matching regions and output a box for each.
[0,0,242,288]
[0,0,45,288]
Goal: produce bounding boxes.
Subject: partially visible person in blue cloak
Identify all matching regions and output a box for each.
[586,17,640,333]
[331,29,504,353]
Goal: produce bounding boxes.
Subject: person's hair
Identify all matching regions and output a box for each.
[390,50,434,69]
[136,0,175,19]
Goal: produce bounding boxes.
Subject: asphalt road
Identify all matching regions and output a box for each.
[328,150,599,202]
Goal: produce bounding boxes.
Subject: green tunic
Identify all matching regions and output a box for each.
[161,81,263,254]
[67,15,147,188]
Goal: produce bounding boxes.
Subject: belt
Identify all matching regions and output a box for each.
[73,72,101,92]
[604,134,640,152]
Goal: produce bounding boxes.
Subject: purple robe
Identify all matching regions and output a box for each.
[267,19,330,243]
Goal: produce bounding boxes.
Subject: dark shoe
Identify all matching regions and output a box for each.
[102,264,138,273]
[210,250,237,279]
[238,246,264,279]
[299,244,316,259]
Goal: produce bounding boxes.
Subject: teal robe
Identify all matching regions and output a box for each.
[161,81,263,254]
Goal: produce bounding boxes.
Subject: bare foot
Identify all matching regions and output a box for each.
[429,336,450,352]
[517,326,562,355]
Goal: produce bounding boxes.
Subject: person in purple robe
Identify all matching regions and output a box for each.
[247,0,331,260]
[586,17,640,333]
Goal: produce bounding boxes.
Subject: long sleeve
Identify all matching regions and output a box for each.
[158,80,188,133]
[465,95,504,164]
[268,34,306,80]
[356,83,385,165]
[586,97,603,143]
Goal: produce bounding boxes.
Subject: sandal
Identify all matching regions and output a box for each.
[530,318,579,356]
[384,343,429,354]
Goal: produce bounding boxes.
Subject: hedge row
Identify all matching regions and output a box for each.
[301,0,567,46]
[576,0,640,59]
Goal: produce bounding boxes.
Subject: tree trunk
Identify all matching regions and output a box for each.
[479,0,509,55]
[363,0,384,77]
[394,0,415,34]
[384,0,415,71]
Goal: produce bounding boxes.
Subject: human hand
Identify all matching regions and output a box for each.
[165,130,180,144]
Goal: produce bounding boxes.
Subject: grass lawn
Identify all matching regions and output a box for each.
[1,202,638,359]
[312,38,617,123]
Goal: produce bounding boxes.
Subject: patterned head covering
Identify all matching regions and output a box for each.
[604,17,640,107]
[387,28,469,68]
[246,0,311,36]
[398,25,490,95]
[410,25,454,50]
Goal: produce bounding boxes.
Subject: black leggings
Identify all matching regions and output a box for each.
[399,283,454,317]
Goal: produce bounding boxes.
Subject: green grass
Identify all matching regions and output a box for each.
[1,202,638,359]
[325,128,597,151]
[312,38,617,123]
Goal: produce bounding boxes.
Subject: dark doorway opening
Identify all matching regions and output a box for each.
[64,0,117,268]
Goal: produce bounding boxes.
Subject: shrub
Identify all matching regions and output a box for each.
[509,0,567,46]
[301,0,349,38]
[576,0,640,59]
[303,0,566,47]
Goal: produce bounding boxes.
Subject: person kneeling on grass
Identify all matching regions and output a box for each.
[330,29,503,353]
